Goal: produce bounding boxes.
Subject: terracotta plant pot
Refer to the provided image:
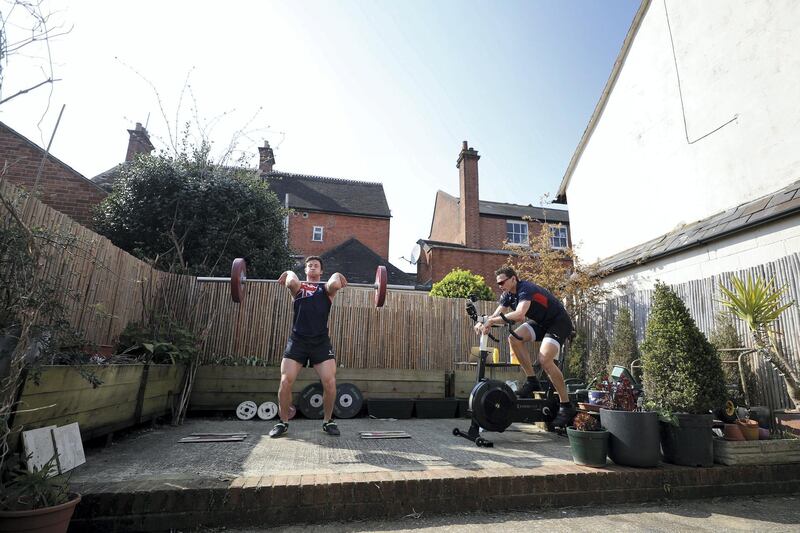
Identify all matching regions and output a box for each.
[723,423,745,441]
[737,419,759,441]
[0,493,81,533]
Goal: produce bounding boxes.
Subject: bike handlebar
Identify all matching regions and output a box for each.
[465,300,522,341]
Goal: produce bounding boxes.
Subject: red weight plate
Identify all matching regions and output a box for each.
[231,258,247,303]
[374,265,387,307]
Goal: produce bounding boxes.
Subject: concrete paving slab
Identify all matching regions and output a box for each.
[71,417,574,482]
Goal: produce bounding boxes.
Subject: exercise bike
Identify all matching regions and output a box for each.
[453,296,571,447]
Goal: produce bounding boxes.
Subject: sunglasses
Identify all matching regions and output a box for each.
[497,278,509,287]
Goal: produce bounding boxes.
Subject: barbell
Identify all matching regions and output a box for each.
[195,258,391,307]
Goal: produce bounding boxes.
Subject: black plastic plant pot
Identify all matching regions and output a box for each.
[367,398,415,419]
[660,413,714,467]
[566,427,609,467]
[600,408,661,467]
[415,398,458,418]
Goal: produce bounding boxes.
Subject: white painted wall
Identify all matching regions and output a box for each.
[602,216,800,293]
[567,0,800,263]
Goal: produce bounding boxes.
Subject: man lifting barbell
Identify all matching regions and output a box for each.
[269,256,347,438]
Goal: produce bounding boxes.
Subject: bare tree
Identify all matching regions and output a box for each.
[0,0,70,107]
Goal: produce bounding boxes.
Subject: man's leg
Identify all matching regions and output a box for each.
[538,340,568,401]
[270,357,302,438]
[509,326,541,397]
[278,357,302,422]
[539,339,575,426]
[314,358,337,422]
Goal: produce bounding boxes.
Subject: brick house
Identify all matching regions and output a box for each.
[0,121,107,227]
[257,142,412,284]
[416,141,570,292]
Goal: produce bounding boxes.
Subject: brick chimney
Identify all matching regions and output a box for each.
[457,140,481,248]
[258,141,275,173]
[125,122,154,162]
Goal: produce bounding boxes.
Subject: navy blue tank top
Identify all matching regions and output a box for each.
[291,282,332,338]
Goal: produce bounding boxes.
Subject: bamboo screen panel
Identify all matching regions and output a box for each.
[1,180,504,369]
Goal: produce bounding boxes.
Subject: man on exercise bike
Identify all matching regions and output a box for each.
[475,266,576,427]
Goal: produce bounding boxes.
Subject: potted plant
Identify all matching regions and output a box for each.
[641,282,727,467]
[566,412,609,467]
[598,373,661,467]
[0,456,81,532]
[718,275,799,434]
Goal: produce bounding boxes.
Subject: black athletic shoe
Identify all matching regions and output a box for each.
[269,422,288,438]
[517,377,542,398]
[322,420,340,436]
[551,404,577,427]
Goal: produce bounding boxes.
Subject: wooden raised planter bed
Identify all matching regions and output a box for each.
[189,366,447,411]
[713,437,800,465]
[10,364,185,448]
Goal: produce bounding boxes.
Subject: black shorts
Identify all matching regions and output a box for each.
[523,313,574,351]
[283,334,335,367]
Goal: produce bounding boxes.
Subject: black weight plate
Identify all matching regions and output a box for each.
[334,382,363,419]
[298,383,325,419]
[469,380,515,432]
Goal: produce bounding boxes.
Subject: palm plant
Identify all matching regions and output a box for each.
[718,274,799,410]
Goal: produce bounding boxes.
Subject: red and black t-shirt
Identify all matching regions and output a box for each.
[499,280,566,326]
[291,282,332,338]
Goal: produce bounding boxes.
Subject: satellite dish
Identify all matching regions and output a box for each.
[408,244,421,265]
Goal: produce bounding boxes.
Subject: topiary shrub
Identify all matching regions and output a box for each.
[608,307,639,371]
[640,282,727,414]
[430,268,493,301]
[566,328,588,381]
[586,327,610,384]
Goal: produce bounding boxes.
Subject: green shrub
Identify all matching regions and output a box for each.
[586,327,610,384]
[641,282,727,414]
[117,315,200,365]
[566,328,587,381]
[93,148,292,278]
[609,307,638,371]
[430,268,493,301]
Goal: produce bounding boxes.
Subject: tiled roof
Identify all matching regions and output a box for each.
[599,179,800,274]
[479,200,570,223]
[265,172,391,218]
[91,163,126,192]
[293,238,415,286]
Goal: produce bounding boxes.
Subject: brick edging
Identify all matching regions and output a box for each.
[70,463,800,531]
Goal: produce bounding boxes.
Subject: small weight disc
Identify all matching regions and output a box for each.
[257,401,278,420]
[236,400,258,420]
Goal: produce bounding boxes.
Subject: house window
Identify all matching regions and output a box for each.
[550,226,568,249]
[312,226,324,242]
[506,220,528,245]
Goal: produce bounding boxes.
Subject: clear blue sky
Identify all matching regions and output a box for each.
[0,0,640,273]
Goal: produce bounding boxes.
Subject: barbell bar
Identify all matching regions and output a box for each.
[195,258,411,307]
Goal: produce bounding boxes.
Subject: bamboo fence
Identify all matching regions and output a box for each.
[1,180,504,370]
